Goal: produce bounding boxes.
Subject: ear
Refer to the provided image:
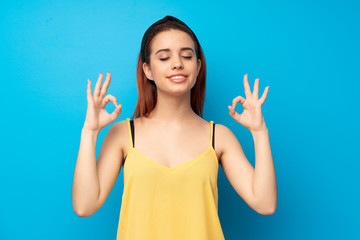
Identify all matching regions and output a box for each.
[143,62,154,80]
[197,59,201,75]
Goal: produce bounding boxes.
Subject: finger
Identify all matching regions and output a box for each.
[228,105,244,124]
[232,95,246,109]
[100,72,111,98]
[87,79,95,106]
[253,78,259,99]
[110,104,122,121]
[259,86,269,105]
[243,74,252,97]
[93,72,103,97]
[101,94,118,108]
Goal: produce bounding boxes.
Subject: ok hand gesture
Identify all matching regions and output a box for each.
[228,74,269,133]
[83,72,122,132]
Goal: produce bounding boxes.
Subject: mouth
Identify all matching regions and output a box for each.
[167,74,188,83]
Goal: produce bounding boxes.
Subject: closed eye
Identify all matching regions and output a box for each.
[159,56,192,61]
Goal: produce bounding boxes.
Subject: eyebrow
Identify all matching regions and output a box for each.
[155,47,194,55]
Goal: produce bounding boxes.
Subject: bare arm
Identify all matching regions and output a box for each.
[72,129,101,217]
[218,125,276,215]
[251,128,277,214]
[72,122,125,217]
[221,73,277,215]
[72,72,123,217]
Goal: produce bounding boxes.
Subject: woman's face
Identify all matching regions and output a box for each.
[143,29,201,96]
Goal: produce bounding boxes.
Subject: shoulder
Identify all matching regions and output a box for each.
[213,122,241,159]
[214,122,236,139]
[105,119,131,155]
[107,119,129,136]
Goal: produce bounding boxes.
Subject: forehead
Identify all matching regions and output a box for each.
[150,29,195,53]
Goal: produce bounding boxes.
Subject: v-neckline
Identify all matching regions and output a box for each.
[129,146,215,171]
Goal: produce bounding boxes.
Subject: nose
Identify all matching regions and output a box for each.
[171,56,183,69]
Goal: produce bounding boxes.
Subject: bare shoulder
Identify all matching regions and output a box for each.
[214,123,237,142]
[214,122,233,133]
[213,122,242,161]
[105,119,130,160]
[106,119,127,140]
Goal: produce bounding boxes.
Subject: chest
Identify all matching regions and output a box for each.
[124,146,219,182]
[132,126,212,169]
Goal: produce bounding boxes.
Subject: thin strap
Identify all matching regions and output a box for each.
[213,122,215,150]
[210,121,219,164]
[130,120,135,148]
[123,118,134,166]
[126,118,134,148]
[210,121,215,149]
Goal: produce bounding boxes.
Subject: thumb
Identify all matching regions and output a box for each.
[228,105,236,117]
[228,105,243,123]
[111,104,122,119]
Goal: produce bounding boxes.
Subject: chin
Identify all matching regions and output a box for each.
[158,87,192,97]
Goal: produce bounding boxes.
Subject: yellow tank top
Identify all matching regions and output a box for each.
[116,118,225,240]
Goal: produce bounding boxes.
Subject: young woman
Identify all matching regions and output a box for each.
[72,16,277,240]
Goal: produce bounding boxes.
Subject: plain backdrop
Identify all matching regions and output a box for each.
[1,0,359,239]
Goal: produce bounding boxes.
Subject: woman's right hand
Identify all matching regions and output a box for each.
[82,72,122,132]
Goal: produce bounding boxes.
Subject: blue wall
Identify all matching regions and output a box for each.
[1,0,359,239]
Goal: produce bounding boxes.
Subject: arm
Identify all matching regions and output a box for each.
[217,125,276,215]
[72,128,101,217]
[72,122,124,217]
[72,72,123,217]
[251,128,277,214]
[220,73,277,215]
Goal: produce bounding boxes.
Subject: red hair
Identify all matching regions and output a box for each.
[132,17,207,119]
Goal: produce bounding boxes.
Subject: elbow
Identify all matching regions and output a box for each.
[73,205,88,217]
[73,199,87,217]
[258,205,277,215]
[73,206,94,217]
[254,198,277,215]
[72,195,99,217]
[73,201,97,217]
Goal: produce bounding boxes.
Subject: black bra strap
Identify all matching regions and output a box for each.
[123,119,134,166]
[130,119,135,147]
[212,123,215,149]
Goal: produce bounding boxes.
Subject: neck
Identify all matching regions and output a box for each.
[146,90,198,125]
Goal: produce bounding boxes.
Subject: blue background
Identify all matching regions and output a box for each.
[1,0,359,239]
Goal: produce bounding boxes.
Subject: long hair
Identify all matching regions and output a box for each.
[132,16,207,119]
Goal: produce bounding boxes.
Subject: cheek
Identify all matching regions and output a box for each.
[150,63,166,76]
[191,62,200,75]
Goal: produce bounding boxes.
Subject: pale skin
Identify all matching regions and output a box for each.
[72,29,277,217]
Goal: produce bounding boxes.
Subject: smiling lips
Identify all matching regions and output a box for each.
[167,73,188,83]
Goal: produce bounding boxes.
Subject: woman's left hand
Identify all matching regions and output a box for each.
[228,74,269,133]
